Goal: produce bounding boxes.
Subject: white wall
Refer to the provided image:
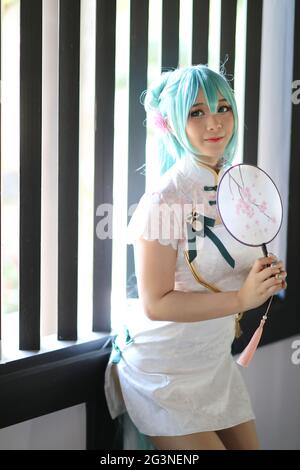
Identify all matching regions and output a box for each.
[258,0,295,263]
[239,335,300,450]
[0,404,86,450]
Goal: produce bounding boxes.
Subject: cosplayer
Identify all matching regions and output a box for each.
[105,65,287,450]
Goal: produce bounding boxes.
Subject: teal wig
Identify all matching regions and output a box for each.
[143,65,238,175]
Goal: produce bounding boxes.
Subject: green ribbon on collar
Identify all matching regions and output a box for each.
[186,216,235,268]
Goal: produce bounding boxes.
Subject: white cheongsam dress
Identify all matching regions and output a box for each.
[105,154,261,437]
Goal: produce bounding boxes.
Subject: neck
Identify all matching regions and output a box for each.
[191,153,222,171]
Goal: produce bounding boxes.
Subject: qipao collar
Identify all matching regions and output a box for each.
[180,154,223,182]
[175,154,225,211]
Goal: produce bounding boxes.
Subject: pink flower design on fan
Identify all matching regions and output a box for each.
[229,169,274,223]
[236,198,254,218]
[259,201,267,212]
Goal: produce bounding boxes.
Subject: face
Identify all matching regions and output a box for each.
[185,88,234,168]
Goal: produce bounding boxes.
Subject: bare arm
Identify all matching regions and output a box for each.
[135,238,287,322]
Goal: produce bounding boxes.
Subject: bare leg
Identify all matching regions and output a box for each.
[148,431,226,450]
[216,420,260,450]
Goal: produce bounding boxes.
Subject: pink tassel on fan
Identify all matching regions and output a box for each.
[237,296,273,367]
[236,317,266,367]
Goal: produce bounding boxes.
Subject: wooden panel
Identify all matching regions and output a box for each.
[57,0,81,340]
[220,0,237,87]
[19,0,43,350]
[93,0,116,331]
[126,0,149,298]
[243,0,263,165]
[192,0,209,65]
[161,0,179,70]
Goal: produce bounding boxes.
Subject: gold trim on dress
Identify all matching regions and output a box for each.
[184,250,221,293]
[184,250,243,337]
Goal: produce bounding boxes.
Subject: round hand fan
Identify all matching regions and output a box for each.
[217,163,283,253]
[217,163,283,367]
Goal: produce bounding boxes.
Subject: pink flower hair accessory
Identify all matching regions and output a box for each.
[153,112,169,133]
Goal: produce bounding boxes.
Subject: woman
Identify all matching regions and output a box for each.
[104,65,287,450]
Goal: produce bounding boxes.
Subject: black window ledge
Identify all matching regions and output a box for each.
[0,336,121,450]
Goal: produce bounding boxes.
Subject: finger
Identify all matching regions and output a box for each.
[266,282,284,296]
[270,258,283,270]
[252,255,278,273]
[267,252,280,265]
[257,263,284,281]
[262,275,285,291]
[274,271,287,281]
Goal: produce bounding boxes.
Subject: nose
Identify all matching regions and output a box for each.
[206,113,222,130]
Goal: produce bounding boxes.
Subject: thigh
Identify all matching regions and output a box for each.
[149,431,226,450]
[216,420,260,450]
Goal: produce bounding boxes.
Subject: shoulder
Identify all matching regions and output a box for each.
[149,162,186,207]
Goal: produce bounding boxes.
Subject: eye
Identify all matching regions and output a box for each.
[218,105,232,113]
[190,109,205,118]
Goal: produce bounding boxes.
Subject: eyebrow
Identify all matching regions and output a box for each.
[192,98,228,108]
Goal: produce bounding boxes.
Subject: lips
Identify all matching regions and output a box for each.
[205,137,224,143]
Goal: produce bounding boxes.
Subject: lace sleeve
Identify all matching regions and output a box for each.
[126,191,183,250]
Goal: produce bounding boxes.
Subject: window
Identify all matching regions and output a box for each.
[1,0,298,362]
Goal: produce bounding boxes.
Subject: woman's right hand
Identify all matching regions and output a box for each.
[237,255,287,312]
